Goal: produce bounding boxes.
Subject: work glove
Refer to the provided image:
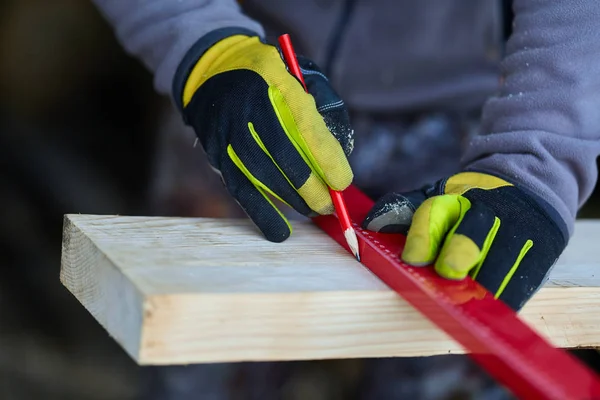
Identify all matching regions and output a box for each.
[362,171,568,311]
[173,28,354,242]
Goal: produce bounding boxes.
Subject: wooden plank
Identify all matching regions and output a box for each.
[59,214,600,365]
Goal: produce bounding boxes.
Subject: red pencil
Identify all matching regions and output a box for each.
[278,33,360,261]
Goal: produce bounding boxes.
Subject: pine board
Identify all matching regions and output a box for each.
[59,214,600,365]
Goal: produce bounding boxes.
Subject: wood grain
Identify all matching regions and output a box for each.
[59,214,600,365]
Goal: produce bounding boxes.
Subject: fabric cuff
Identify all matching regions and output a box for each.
[464,167,570,244]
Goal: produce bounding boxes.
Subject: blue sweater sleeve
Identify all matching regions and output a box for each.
[462,0,600,238]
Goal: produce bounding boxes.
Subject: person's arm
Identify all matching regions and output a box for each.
[462,0,600,239]
[89,0,265,96]
[362,0,600,311]
[90,0,356,243]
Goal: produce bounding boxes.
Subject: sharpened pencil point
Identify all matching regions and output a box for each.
[344,227,360,262]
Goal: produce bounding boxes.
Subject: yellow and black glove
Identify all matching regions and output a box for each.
[172,28,354,242]
[362,171,568,311]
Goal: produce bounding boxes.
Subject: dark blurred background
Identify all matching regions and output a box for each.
[1,1,599,399]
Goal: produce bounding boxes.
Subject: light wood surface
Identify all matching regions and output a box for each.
[59,214,600,365]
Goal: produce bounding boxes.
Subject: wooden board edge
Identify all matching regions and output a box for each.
[135,290,459,365]
[60,214,146,363]
[134,287,600,365]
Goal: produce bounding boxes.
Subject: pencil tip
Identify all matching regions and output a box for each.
[344,227,360,262]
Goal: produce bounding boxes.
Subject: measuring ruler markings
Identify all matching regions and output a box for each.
[312,183,600,400]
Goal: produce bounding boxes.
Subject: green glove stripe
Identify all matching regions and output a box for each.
[470,216,501,280]
[226,144,292,233]
[247,121,296,190]
[219,154,292,243]
[268,86,324,181]
[494,239,534,299]
[451,201,498,248]
[246,121,332,214]
[248,119,332,214]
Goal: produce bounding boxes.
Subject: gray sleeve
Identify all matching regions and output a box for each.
[461,0,600,238]
[89,0,264,96]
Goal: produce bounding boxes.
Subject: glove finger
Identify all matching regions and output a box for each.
[272,75,353,191]
[434,201,500,280]
[226,141,314,217]
[220,153,292,243]
[242,95,334,215]
[361,190,428,234]
[297,56,354,156]
[401,194,470,266]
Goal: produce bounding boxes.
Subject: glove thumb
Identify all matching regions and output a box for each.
[362,189,428,235]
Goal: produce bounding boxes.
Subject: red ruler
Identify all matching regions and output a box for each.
[312,183,600,400]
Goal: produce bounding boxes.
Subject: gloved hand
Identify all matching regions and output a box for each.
[362,171,568,311]
[173,28,354,242]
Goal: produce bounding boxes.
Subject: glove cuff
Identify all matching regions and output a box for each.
[172,27,262,116]
[463,168,570,245]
